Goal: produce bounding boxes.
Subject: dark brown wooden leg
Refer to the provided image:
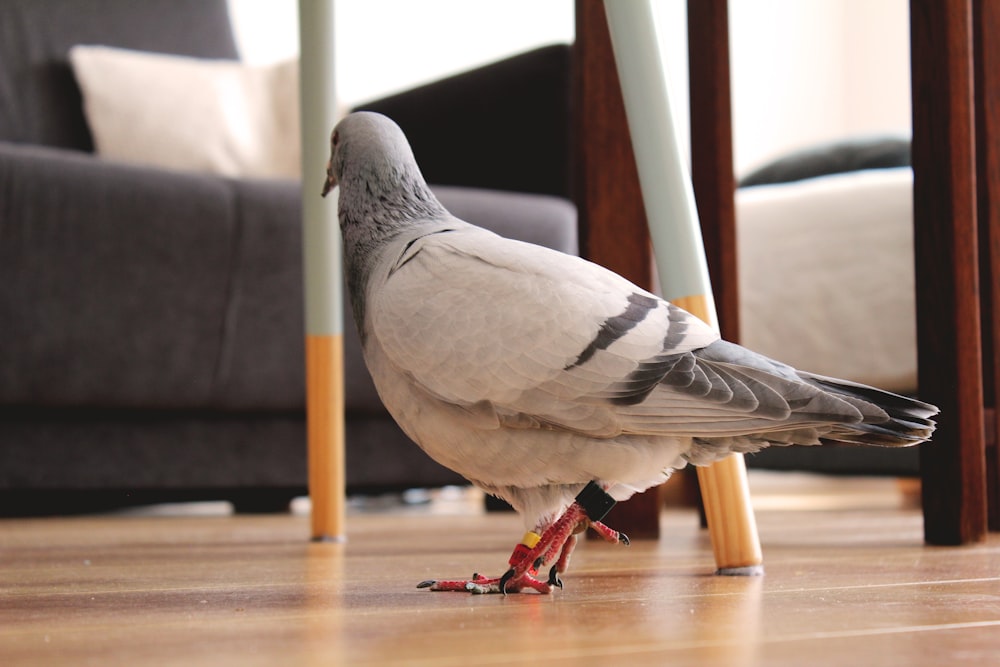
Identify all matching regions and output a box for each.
[973,0,1000,531]
[574,0,747,543]
[686,0,739,531]
[910,0,988,545]
[574,0,658,539]
[688,0,739,345]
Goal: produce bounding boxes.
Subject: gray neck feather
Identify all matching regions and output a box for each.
[338,159,448,339]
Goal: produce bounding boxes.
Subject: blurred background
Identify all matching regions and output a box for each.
[228,0,912,176]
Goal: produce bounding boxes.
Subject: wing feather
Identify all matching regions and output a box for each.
[371,222,870,441]
[372,224,717,409]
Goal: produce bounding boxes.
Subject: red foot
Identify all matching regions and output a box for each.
[417,571,553,594]
[416,498,629,594]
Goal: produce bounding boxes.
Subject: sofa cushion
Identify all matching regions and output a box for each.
[69,46,300,179]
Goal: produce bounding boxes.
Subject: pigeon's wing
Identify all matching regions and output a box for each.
[370,223,721,436]
[372,224,884,442]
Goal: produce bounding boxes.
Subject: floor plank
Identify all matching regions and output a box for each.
[1,474,998,666]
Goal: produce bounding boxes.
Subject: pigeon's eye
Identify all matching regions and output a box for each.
[332,131,340,147]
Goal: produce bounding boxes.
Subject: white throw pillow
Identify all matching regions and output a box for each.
[69,45,300,179]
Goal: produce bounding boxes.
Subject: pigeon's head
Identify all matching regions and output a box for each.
[322,111,420,198]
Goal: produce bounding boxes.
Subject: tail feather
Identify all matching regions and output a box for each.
[801,372,938,447]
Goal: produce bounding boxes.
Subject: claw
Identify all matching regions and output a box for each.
[620,532,631,546]
[547,566,564,589]
[416,580,436,589]
[498,568,516,596]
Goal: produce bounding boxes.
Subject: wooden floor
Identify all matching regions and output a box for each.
[2,473,999,666]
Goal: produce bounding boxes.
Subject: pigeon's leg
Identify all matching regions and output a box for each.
[546,533,577,588]
[418,482,625,594]
[546,518,630,588]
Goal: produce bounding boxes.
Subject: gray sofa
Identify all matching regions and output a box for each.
[0,0,577,513]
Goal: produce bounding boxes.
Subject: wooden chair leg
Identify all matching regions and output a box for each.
[574,0,660,540]
[676,298,762,573]
[688,0,740,345]
[306,335,346,542]
[601,0,763,573]
[686,0,761,559]
[910,0,988,545]
[299,0,346,543]
[973,0,1000,531]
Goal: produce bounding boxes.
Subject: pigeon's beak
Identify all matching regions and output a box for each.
[321,161,336,198]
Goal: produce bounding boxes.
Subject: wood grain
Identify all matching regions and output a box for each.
[2,476,999,666]
[910,0,988,545]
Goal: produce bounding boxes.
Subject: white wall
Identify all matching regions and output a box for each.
[841,0,912,138]
[227,0,911,175]
[227,0,573,103]
[729,0,911,173]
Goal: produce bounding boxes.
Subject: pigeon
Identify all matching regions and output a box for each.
[321,111,938,594]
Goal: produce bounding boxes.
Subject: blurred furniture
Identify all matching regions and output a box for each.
[578,0,1000,546]
[0,0,577,514]
[5,0,982,525]
[909,0,999,543]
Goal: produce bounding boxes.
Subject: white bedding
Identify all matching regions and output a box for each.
[735,168,917,393]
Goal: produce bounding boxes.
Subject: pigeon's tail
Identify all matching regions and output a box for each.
[801,372,938,447]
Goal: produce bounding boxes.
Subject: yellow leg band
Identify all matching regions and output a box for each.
[521,531,542,548]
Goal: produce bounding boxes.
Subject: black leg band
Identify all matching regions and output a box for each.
[575,481,617,522]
